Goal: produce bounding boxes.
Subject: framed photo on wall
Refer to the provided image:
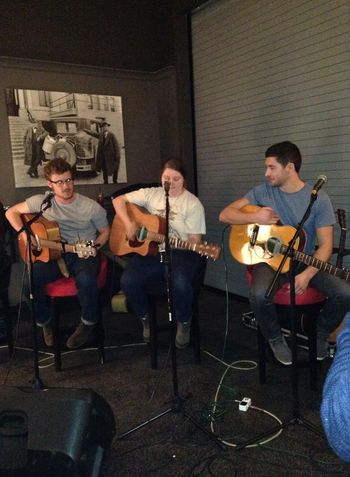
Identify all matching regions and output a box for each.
[5,88,127,187]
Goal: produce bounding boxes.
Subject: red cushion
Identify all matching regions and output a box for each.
[245,266,326,305]
[274,282,326,305]
[45,254,108,297]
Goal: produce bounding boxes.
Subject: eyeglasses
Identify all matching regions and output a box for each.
[49,178,73,185]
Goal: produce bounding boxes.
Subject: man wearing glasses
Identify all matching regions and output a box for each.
[6,158,110,349]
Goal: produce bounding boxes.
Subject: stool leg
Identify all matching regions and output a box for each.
[1,290,13,357]
[51,298,62,372]
[191,301,201,365]
[257,326,266,384]
[96,301,105,365]
[308,314,318,391]
[150,311,157,370]
[96,321,105,365]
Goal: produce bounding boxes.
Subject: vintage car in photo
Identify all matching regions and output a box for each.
[43,117,101,174]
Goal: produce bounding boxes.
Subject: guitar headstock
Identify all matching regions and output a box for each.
[198,242,221,260]
[336,208,347,230]
[75,241,97,258]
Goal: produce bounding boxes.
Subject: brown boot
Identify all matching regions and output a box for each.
[175,321,191,349]
[42,325,53,347]
[140,316,150,343]
[66,322,95,350]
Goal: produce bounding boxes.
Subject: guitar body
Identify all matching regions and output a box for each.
[109,204,165,256]
[19,214,61,263]
[229,205,303,274]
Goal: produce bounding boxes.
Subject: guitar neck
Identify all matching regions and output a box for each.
[38,238,76,254]
[280,244,350,281]
[146,230,202,253]
[336,232,347,268]
[142,229,220,259]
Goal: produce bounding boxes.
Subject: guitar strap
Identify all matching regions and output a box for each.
[57,257,70,278]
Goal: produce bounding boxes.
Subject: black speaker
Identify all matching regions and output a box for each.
[0,387,116,476]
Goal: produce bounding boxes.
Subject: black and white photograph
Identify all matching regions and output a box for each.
[5,88,127,187]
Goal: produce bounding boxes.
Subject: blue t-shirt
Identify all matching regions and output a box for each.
[245,183,335,255]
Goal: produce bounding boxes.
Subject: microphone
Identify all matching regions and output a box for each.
[163,181,171,193]
[41,191,55,208]
[311,175,327,195]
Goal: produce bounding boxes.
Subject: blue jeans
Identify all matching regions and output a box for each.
[249,262,350,340]
[120,250,203,322]
[31,253,101,326]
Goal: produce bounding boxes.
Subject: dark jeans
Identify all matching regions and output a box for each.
[120,250,203,322]
[31,253,101,326]
[249,262,350,340]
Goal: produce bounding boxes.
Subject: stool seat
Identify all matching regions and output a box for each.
[44,254,108,371]
[274,283,326,305]
[45,255,108,296]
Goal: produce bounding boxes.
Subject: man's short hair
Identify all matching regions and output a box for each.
[265,141,302,172]
[44,158,73,180]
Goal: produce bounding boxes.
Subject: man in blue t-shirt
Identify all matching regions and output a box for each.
[219,141,350,365]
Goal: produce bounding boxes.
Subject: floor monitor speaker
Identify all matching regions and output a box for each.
[0,386,116,476]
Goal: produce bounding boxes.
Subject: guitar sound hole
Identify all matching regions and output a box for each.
[253,244,273,260]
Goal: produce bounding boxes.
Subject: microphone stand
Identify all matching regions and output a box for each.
[237,191,324,449]
[17,202,53,390]
[117,184,223,448]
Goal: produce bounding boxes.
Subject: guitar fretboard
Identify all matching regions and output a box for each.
[280,244,350,281]
[147,231,201,253]
[38,238,75,253]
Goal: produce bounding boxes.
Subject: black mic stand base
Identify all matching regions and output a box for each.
[236,412,323,450]
[117,322,223,448]
[117,390,225,450]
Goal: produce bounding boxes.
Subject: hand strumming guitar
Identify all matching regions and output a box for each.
[256,207,280,225]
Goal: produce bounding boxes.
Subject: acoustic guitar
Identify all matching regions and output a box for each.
[19,214,96,263]
[229,204,350,280]
[109,203,221,260]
